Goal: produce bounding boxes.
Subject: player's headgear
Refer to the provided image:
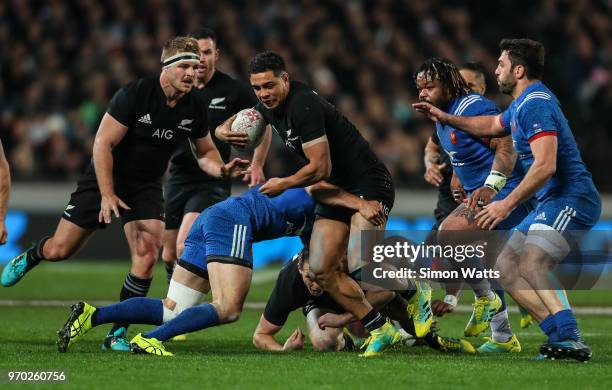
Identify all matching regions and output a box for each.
[161,36,200,69]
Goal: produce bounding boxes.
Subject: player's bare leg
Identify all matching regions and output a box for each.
[207,262,252,324]
[2,218,95,287]
[309,216,400,357]
[308,218,367,316]
[161,228,179,283]
[101,219,164,351]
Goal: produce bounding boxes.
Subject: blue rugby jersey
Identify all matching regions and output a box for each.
[436,93,523,192]
[499,82,597,201]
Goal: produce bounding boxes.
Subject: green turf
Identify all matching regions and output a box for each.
[1,261,612,389]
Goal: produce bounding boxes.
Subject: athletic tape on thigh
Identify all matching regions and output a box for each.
[525,223,570,261]
[163,279,204,322]
[505,230,526,253]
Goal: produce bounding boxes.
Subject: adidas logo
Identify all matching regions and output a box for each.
[535,212,546,221]
[138,113,152,124]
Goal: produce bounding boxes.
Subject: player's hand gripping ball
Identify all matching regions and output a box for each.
[230,108,266,151]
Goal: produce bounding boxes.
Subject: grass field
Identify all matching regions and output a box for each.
[1,261,612,389]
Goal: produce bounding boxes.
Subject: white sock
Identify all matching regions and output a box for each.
[490,309,512,343]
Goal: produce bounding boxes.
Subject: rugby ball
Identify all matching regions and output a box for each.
[230,108,266,151]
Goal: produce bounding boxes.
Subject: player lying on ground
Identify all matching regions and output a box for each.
[1,36,249,351]
[57,184,385,356]
[414,57,536,353]
[253,248,475,354]
[413,39,601,362]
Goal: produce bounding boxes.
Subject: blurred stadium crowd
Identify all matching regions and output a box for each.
[1,0,611,189]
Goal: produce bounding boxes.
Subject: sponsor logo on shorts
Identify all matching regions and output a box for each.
[64,204,75,217]
[535,212,546,221]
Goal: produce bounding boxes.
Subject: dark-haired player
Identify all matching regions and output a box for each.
[414,57,531,353]
[2,36,249,350]
[414,39,600,361]
[161,28,269,288]
[253,248,476,355]
[217,51,403,357]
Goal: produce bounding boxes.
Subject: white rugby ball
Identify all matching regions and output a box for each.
[230,108,266,151]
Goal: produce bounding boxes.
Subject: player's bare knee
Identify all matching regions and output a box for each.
[213,302,242,324]
[161,245,177,263]
[162,297,177,311]
[44,240,75,261]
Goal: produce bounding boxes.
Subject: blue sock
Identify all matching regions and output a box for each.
[539,315,559,342]
[495,290,506,311]
[553,309,581,341]
[92,298,163,327]
[144,303,219,341]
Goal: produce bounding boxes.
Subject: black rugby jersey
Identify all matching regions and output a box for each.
[255,81,381,186]
[84,76,208,182]
[169,70,256,181]
[263,259,341,327]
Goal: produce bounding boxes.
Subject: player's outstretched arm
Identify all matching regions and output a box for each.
[306,181,386,226]
[93,113,131,224]
[192,134,250,178]
[413,102,505,137]
[253,314,304,351]
[0,139,10,244]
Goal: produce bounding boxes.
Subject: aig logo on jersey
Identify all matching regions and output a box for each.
[152,128,174,140]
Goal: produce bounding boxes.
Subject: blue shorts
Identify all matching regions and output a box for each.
[180,206,254,275]
[515,194,601,233]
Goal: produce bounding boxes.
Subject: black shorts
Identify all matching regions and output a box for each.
[63,176,164,230]
[315,164,395,224]
[431,191,457,230]
[163,179,230,230]
[302,298,344,318]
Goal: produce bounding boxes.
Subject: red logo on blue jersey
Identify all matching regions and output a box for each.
[450,131,458,144]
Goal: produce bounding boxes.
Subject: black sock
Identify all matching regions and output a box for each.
[164,262,175,284]
[26,236,50,268]
[361,310,386,332]
[109,272,152,334]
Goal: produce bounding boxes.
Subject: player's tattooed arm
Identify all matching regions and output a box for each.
[467,135,517,210]
[412,102,506,138]
[93,113,131,223]
[0,139,10,244]
[489,136,517,177]
[253,314,304,351]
